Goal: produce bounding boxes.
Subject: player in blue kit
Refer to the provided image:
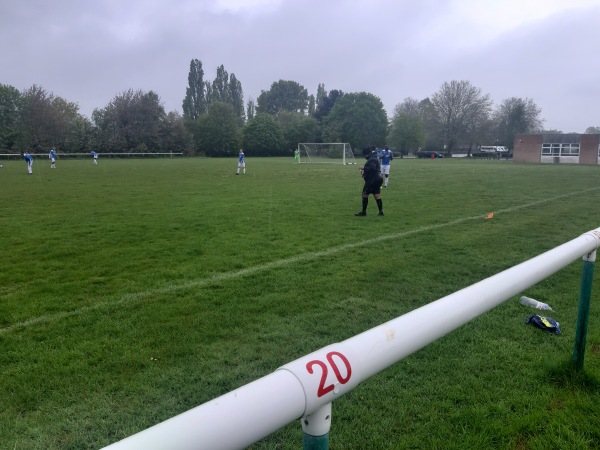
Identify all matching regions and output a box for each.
[22,151,33,174]
[236,149,246,175]
[91,151,98,165]
[49,148,57,168]
[378,145,393,188]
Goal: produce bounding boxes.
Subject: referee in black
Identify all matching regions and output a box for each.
[355,145,384,216]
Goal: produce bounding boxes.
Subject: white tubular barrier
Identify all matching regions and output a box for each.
[102,227,600,450]
[102,370,305,450]
[282,227,600,413]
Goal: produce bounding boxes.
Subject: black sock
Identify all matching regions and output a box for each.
[362,197,368,212]
[376,198,383,211]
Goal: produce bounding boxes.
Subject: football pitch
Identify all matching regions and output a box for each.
[1,157,600,449]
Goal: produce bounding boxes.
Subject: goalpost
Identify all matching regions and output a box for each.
[297,143,357,165]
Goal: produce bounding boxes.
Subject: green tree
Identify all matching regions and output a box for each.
[92,89,167,152]
[66,115,94,153]
[276,111,320,151]
[211,65,230,103]
[20,85,56,149]
[242,113,286,156]
[542,128,563,134]
[202,65,245,124]
[321,92,387,149]
[315,84,326,114]
[395,97,421,116]
[307,94,315,116]
[467,116,496,156]
[182,59,206,120]
[161,111,193,154]
[585,126,600,134]
[418,97,442,151]
[388,100,425,156]
[192,101,240,156]
[229,73,245,124]
[431,80,492,153]
[246,97,256,121]
[0,84,23,151]
[256,80,309,115]
[50,96,82,152]
[91,107,124,152]
[493,97,543,149]
[19,84,82,152]
[204,81,213,108]
[314,87,344,122]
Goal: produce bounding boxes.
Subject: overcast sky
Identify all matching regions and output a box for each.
[2,0,599,133]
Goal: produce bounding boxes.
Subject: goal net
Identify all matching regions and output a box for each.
[297,143,357,165]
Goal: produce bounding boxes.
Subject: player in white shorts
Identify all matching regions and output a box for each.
[49,148,57,168]
[379,145,393,188]
[236,149,246,175]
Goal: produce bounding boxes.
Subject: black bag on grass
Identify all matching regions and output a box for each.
[525,315,561,335]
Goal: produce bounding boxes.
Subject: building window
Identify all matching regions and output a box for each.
[542,143,580,156]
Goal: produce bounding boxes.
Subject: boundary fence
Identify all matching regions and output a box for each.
[0,152,184,160]
[102,227,600,450]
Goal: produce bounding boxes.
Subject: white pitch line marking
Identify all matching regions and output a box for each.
[2,187,599,334]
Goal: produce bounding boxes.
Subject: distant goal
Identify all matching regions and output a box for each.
[297,143,357,165]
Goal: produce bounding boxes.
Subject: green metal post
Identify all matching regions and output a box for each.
[302,432,329,450]
[301,403,331,450]
[573,250,596,370]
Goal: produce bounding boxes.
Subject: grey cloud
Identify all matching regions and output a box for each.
[1,0,598,132]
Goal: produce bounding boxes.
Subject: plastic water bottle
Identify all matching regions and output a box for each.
[519,296,554,311]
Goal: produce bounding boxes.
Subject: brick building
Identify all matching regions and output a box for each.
[513,133,600,165]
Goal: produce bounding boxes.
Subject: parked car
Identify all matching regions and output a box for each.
[417,151,444,159]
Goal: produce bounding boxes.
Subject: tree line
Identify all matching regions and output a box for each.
[1,58,597,157]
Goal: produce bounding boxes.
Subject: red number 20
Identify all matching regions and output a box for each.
[306,351,352,397]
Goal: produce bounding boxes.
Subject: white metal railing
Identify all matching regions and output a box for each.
[102,227,600,450]
[0,152,184,158]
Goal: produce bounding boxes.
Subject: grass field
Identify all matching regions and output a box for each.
[1,156,600,450]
